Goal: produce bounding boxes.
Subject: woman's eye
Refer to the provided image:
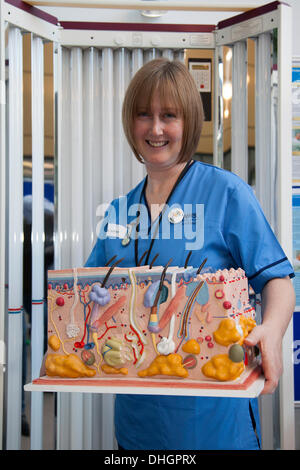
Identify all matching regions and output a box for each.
[137,111,149,118]
[164,113,176,119]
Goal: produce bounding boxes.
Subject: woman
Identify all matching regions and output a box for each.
[86,58,295,450]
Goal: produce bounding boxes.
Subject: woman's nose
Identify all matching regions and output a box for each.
[150,116,163,135]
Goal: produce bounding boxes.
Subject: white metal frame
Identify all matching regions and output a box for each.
[277,3,294,450]
[255,32,272,224]
[60,29,215,49]
[30,34,45,450]
[0,0,6,452]
[24,0,254,13]
[3,0,59,41]
[231,39,248,181]
[0,0,295,451]
[254,29,274,450]
[6,25,24,450]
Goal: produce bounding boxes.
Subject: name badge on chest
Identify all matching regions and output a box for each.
[106,223,128,239]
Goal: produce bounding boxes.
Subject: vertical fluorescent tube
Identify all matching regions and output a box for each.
[83,47,97,259]
[99,49,115,448]
[255,33,272,223]
[90,49,102,249]
[123,49,132,194]
[82,47,98,450]
[114,48,132,195]
[70,393,83,450]
[144,48,159,63]
[270,66,278,232]
[174,50,184,62]
[131,48,145,188]
[97,48,115,449]
[277,3,295,451]
[70,47,84,450]
[101,48,114,202]
[0,0,6,450]
[162,49,174,60]
[114,48,125,197]
[70,47,84,267]
[131,48,143,75]
[213,46,223,168]
[6,27,23,450]
[231,40,248,182]
[55,45,73,450]
[57,46,72,270]
[30,34,44,450]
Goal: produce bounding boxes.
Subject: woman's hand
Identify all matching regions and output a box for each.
[244,324,283,394]
[244,276,295,395]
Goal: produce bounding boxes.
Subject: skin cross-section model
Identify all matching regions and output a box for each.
[43,264,260,391]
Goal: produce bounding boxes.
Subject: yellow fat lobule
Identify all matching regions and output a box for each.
[48,334,60,351]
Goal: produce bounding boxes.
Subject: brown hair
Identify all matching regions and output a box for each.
[122,58,204,163]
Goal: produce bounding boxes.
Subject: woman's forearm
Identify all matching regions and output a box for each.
[260,276,295,338]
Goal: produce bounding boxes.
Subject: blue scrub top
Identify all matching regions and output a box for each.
[85,161,294,450]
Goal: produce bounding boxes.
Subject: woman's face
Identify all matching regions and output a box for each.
[133,90,184,171]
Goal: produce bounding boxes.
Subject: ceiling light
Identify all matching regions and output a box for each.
[140,0,167,18]
[140,10,166,17]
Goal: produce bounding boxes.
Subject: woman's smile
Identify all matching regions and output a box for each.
[146,140,169,148]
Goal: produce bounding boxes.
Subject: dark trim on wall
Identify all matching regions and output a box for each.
[217,1,286,30]
[59,22,215,33]
[5,0,58,25]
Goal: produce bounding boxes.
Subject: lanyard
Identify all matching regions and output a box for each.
[134,160,195,267]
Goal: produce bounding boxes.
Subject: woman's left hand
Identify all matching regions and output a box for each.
[243,276,295,395]
[244,324,283,394]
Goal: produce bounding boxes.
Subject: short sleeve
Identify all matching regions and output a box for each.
[223,181,294,293]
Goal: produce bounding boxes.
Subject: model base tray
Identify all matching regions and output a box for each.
[25,366,264,398]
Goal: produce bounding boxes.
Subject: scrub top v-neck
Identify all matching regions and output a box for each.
[134,160,195,267]
[85,160,294,450]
